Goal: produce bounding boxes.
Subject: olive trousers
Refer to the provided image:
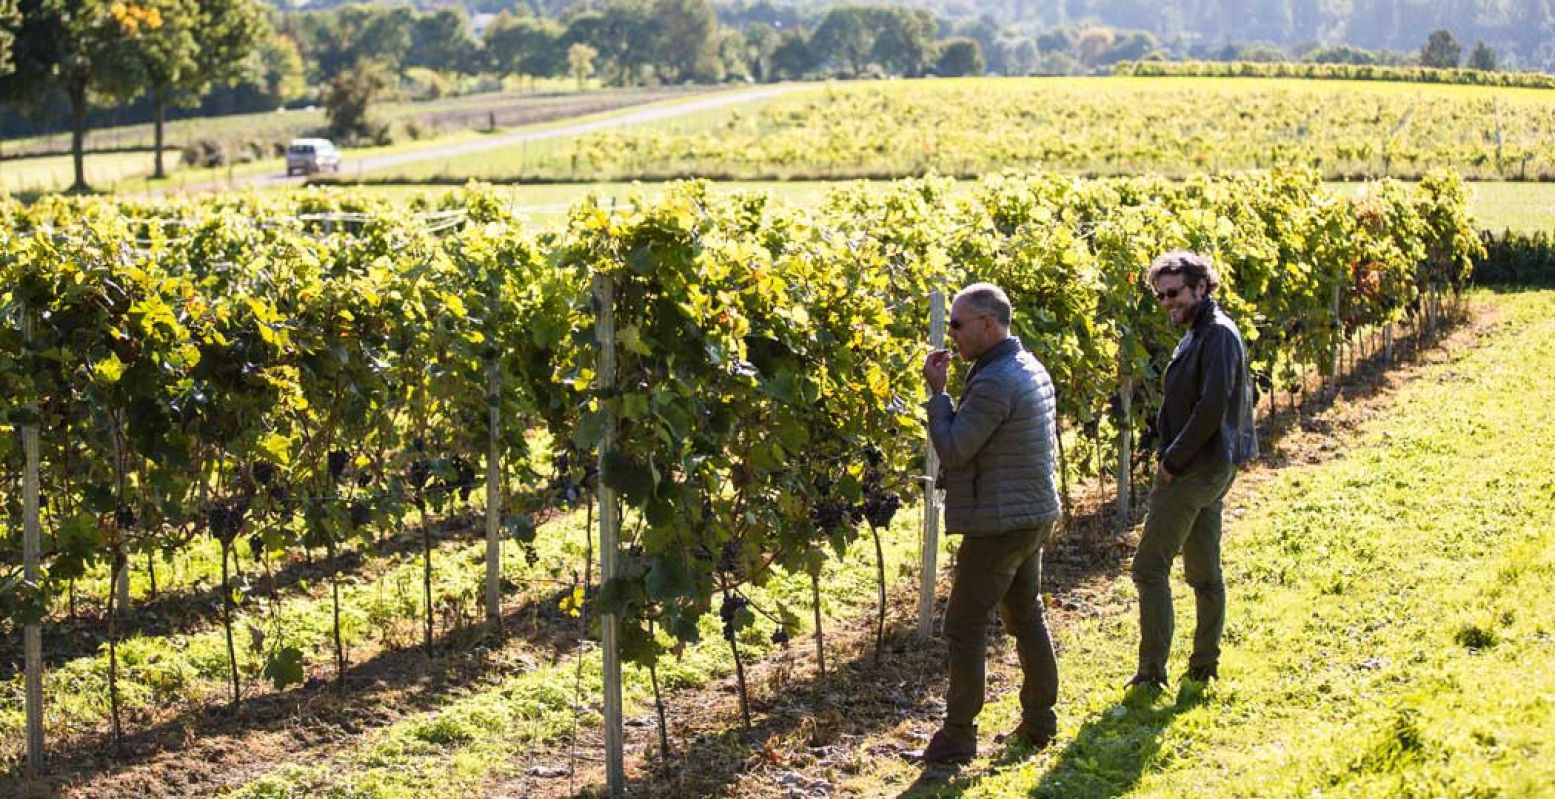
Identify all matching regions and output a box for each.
[942,521,1058,736]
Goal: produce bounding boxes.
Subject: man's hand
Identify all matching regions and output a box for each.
[923,349,951,394]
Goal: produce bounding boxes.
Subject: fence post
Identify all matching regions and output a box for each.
[1115,351,1132,526]
[484,358,502,625]
[594,274,625,798]
[917,290,946,641]
[22,303,45,773]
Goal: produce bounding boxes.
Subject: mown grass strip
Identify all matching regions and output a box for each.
[221,508,933,798]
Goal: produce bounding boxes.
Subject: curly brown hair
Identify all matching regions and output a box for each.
[1145,250,1221,295]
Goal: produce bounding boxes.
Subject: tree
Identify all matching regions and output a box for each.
[810,5,874,77]
[770,27,814,79]
[741,22,778,82]
[485,13,564,82]
[10,0,150,192]
[1005,38,1039,76]
[654,0,717,82]
[325,58,391,142]
[1075,26,1115,67]
[935,37,984,77]
[1467,40,1499,71]
[133,0,267,179]
[408,8,476,73]
[1419,28,1462,68]
[567,41,596,88]
[870,7,936,77]
[0,0,17,77]
[245,33,306,107]
[569,0,657,86]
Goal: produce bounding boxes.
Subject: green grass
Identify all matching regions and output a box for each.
[0,151,187,194]
[312,178,1555,234]
[893,289,1555,798]
[219,508,933,798]
[393,75,1555,183]
[1327,180,1555,233]
[0,491,590,753]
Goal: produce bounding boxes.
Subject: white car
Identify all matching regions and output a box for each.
[286,138,342,176]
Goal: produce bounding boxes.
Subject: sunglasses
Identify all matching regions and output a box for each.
[1153,286,1188,302]
[947,313,990,331]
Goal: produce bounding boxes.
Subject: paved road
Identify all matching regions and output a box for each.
[174,86,794,194]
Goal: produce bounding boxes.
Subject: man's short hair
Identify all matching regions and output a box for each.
[954,283,1013,327]
[1146,251,1221,295]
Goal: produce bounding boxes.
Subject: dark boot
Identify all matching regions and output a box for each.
[918,724,977,764]
[997,719,1054,751]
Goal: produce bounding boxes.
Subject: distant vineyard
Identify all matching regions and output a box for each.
[0,171,1480,760]
[1114,60,1555,90]
[504,78,1555,183]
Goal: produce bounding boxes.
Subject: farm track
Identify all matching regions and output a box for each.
[165,86,793,195]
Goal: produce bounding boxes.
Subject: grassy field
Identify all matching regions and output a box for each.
[367,76,1555,183]
[0,151,186,195]
[297,178,1555,233]
[835,289,1555,798]
[0,85,708,195]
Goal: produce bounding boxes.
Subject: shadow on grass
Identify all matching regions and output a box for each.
[0,579,591,797]
[0,492,582,677]
[608,618,951,799]
[898,683,1210,799]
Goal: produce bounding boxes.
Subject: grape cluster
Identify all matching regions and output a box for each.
[717,539,742,576]
[407,459,431,491]
[252,461,277,487]
[770,627,790,645]
[719,595,748,641]
[859,491,902,530]
[207,498,250,543]
[327,449,350,482]
[349,499,371,530]
[809,496,850,532]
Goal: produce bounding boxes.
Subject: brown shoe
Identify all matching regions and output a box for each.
[917,725,977,764]
[998,720,1054,751]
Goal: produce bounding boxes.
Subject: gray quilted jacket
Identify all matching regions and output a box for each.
[926,337,1062,537]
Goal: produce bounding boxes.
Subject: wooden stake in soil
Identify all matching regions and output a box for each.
[871,522,887,663]
[485,359,502,626]
[594,274,626,798]
[810,570,826,678]
[1114,373,1132,526]
[918,289,945,640]
[647,620,670,758]
[22,303,45,772]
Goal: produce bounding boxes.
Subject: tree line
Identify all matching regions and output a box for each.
[742,0,1555,72]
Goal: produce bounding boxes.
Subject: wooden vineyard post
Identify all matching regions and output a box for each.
[918,290,946,641]
[1115,360,1132,526]
[484,359,502,626]
[23,303,45,773]
[1329,280,1342,397]
[594,274,625,798]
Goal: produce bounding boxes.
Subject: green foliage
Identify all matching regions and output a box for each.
[548,78,1555,184]
[1116,58,1555,89]
[1419,29,1463,69]
[0,174,1480,692]
[1475,229,1555,285]
[935,37,984,77]
[325,58,393,142]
